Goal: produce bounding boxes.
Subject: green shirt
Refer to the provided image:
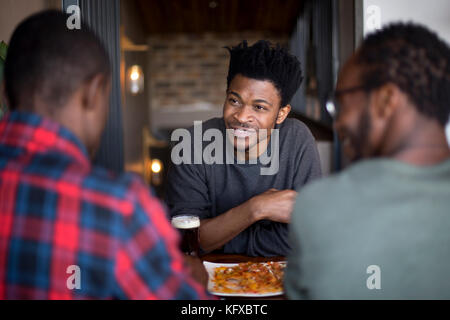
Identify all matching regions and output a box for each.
[285,158,450,299]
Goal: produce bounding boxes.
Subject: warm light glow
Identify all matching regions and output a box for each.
[127,65,144,95]
[151,159,162,174]
[130,70,140,81]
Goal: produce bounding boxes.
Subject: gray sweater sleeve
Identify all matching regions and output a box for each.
[165,162,212,219]
[293,123,322,190]
[224,220,291,257]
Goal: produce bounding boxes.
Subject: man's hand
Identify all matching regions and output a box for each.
[248,189,298,223]
[183,255,208,288]
[198,189,297,253]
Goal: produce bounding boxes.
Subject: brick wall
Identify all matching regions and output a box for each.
[147,32,288,113]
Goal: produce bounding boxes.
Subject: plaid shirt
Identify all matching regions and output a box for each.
[0,111,210,300]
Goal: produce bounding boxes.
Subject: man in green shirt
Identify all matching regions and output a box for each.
[285,23,450,299]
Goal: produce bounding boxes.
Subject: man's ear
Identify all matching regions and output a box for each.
[276,104,291,124]
[371,83,401,120]
[81,74,108,111]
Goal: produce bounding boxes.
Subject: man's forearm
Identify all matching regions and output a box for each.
[199,200,258,253]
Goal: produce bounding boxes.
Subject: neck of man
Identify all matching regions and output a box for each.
[381,112,450,166]
[29,98,95,159]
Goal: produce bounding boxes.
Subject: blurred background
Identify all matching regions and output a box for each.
[0,0,449,199]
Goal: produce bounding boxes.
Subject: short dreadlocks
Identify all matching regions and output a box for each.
[226,40,303,108]
[355,23,450,126]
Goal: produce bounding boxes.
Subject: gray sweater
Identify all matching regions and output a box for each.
[286,158,450,299]
[166,117,322,257]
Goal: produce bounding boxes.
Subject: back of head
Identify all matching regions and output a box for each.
[355,23,450,126]
[226,40,303,107]
[4,10,110,113]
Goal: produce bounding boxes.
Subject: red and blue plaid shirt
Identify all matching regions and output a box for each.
[0,111,210,300]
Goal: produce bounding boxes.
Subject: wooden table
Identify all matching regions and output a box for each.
[200,253,287,300]
[201,253,286,264]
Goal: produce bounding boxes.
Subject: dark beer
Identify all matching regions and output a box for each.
[171,215,200,256]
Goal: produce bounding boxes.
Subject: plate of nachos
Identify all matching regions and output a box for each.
[203,261,286,297]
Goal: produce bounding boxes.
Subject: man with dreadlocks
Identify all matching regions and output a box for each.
[285,23,450,299]
[166,40,322,257]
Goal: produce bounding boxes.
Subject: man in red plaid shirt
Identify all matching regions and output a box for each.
[0,10,210,300]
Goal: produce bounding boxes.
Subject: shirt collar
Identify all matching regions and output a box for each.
[0,111,91,168]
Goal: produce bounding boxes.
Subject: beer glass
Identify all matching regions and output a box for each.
[171,215,200,256]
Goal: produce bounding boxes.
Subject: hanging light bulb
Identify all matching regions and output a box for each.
[151,159,162,174]
[127,65,144,95]
[149,159,163,186]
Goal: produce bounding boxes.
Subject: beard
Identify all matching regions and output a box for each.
[348,106,372,163]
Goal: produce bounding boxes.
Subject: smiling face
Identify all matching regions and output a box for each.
[334,59,373,162]
[223,74,291,158]
[335,61,370,161]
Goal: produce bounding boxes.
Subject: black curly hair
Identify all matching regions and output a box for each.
[5,10,110,111]
[355,23,450,126]
[225,40,303,108]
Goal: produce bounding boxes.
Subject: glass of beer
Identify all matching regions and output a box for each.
[171,215,200,256]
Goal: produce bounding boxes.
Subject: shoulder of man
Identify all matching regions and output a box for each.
[277,118,319,167]
[294,159,386,212]
[278,118,315,142]
[85,165,164,219]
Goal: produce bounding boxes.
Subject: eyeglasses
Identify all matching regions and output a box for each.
[326,85,369,119]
